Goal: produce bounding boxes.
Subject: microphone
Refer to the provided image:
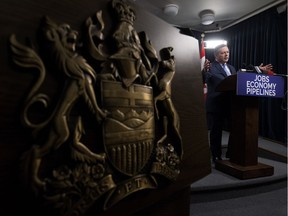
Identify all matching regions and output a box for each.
[239,63,254,72]
[246,64,262,73]
[241,62,247,69]
[247,64,255,71]
[254,66,262,73]
[239,63,246,71]
[241,63,278,76]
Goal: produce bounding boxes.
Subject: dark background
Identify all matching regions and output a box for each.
[181,6,287,144]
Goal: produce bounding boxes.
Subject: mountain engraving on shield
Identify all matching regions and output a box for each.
[102,80,154,176]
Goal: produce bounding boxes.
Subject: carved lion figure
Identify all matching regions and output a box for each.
[11,16,107,191]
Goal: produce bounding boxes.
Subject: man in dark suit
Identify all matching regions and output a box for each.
[202,44,273,162]
[202,44,236,162]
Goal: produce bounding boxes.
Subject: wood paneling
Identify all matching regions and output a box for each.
[0,0,211,215]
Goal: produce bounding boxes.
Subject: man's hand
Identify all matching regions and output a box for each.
[259,63,273,72]
[203,59,211,72]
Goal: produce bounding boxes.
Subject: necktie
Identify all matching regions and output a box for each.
[222,64,231,76]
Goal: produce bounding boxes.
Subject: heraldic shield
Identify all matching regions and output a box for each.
[101,80,155,176]
[8,0,183,214]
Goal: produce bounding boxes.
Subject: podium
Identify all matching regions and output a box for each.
[214,74,274,179]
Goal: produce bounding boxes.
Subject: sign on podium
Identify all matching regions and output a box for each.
[236,72,285,98]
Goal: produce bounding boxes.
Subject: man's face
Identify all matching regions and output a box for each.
[215,46,229,64]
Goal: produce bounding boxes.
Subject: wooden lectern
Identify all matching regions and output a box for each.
[215,74,274,179]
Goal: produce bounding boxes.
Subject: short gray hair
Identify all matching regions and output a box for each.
[214,44,228,56]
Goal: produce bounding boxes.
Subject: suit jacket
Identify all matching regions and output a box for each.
[203,61,237,113]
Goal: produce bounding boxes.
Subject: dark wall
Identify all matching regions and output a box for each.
[0,0,211,215]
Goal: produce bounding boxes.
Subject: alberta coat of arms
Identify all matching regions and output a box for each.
[9,0,183,215]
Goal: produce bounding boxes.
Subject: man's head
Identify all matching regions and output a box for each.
[214,44,229,64]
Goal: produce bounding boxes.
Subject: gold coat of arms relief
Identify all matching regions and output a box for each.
[9,0,183,215]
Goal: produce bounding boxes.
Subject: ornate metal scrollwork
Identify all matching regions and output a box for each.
[9,0,183,215]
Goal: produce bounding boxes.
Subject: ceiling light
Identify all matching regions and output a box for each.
[163,4,179,16]
[204,40,227,49]
[199,10,215,25]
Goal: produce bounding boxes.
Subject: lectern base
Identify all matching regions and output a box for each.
[215,160,274,180]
